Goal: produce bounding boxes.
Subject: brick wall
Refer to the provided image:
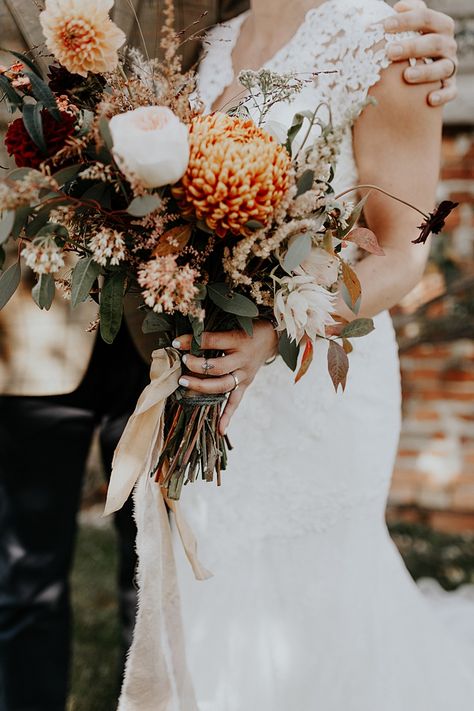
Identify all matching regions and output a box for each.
[389,130,474,532]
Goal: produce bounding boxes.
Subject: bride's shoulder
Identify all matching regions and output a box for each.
[305,0,397,38]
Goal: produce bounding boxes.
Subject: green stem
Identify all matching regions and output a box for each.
[334,184,429,220]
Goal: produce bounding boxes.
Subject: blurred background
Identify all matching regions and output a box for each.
[1,1,474,709]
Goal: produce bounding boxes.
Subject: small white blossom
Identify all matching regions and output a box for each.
[21,239,65,275]
[88,228,126,266]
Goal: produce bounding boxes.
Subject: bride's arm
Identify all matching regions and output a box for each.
[337,60,443,320]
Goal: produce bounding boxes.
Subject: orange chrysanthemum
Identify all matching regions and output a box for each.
[173,113,292,238]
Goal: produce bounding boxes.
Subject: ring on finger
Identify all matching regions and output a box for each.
[202,358,215,374]
[228,372,239,393]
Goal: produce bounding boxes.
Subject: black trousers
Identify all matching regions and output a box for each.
[0,326,150,711]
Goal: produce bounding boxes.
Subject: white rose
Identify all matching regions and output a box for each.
[299,247,339,288]
[109,106,190,188]
[274,274,336,342]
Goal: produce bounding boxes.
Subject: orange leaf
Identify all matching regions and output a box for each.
[295,338,314,383]
[345,227,385,256]
[327,339,349,392]
[341,261,361,308]
[153,224,192,257]
[342,337,353,354]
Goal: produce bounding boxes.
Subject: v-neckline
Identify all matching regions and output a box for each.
[209,0,338,112]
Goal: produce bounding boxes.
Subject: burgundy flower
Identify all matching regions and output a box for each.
[5,109,76,169]
[412,201,459,245]
[47,63,85,94]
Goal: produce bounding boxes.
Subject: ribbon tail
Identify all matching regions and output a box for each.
[166,498,213,581]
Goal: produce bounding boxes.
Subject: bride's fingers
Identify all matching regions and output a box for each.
[173,330,249,352]
[219,387,245,436]
[383,8,455,36]
[178,369,246,395]
[428,76,457,107]
[386,33,457,63]
[404,57,456,85]
[182,352,242,376]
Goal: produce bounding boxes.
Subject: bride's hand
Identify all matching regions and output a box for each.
[173,321,278,435]
[384,0,457,107]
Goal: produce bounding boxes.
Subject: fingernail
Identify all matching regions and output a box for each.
[182,354,188,365]
[179,377,189,387]
[384,18,399,31]
[387,43,403,59]
[406,68,420,81]
[172,339,181,349]
[431,93,441,106]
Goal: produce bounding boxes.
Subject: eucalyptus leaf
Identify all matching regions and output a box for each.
[245,219,265,231]
[127,194,162,217]
[22,102,47,153]
[341,282,361,315]
[296,169,315,197]
[77,109,94,138]
[194,284,207,300]
[207,282,259,318]
[279,330,299,371]
[25,71,60,120]
[26,208,53,237]
[11,206,33,238]
[236,315,254,337]
[71,256,101,307]
[285,110,314,155]
[100,272,125,344]
[36,223,68,241]
[8,167,40,181]
[0,260,21,310]
[99,117,114,150]
[32,273,55,310]
[0,75,22,110]
[0,211,15,244]
[190,315,204,345]
[340,318,375,339]
[282,233,312,274]
[53,164,82,185]
[142,310,173,333]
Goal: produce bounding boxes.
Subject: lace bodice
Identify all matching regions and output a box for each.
[198,0,410,197]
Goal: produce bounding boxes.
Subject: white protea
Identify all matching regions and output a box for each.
[88,227,126,266]
[21,239,65,274]
[274,274,337,342]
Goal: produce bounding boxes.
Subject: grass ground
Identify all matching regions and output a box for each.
[67,520,474,711]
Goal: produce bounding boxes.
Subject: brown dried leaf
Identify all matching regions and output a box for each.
[153,224,192,257]
[345,227,385,256]
[341,261,361,308]
[295,338,314,383]
[342,338,353,354]
[327,339,349,392]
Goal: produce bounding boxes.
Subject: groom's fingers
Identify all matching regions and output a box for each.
[387,34,456,63]
[404,57,455,84]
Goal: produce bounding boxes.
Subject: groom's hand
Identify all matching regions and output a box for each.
[384,0,458,107]
[173,321,278,435]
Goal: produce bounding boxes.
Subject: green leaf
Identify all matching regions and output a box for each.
[194,284,207,300]
[53,164,82,185]
[0,75,23,110]
[11,206,33,238]
[0,48,42,77]
[207,283,259,318]
[327,339,349,392]
[340,318,375,339]
[296,169,315,197]
[245,219,265,231]
[71,256,101,308]
[99,116,114,150]
[77,109,94,138]
[190,315,204,345]
[25,71,60,120]
[36,223,68,242]
[127,194,162,217]
[32,273,55,310]
[279,330,299,371]
[282,233,312,274]
[25,207,53,237]
[0,211,15,244]
[100,272,125,344]
[22,102,47,153]
[341,282,361,316]
[0,260,21,310]
[0,247,5,270]
[285,110,314,155]
[236,315,254,337]
[142,310,173,333]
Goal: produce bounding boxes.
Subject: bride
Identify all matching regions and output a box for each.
[139,1,474,709]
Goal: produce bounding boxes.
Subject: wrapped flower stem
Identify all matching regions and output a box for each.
[154,389,232,500]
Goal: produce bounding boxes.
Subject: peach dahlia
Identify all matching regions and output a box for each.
[172,113,292,238]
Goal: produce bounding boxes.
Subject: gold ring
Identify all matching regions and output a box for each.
[229,372,239,392]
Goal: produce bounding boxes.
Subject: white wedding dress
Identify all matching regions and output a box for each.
[171,1,474,709]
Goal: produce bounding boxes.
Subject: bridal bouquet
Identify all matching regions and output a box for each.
[0,0,456,499]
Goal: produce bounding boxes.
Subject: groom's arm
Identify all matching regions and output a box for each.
[384,0,458,106]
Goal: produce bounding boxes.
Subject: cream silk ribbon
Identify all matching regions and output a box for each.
[104,347,212,711]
